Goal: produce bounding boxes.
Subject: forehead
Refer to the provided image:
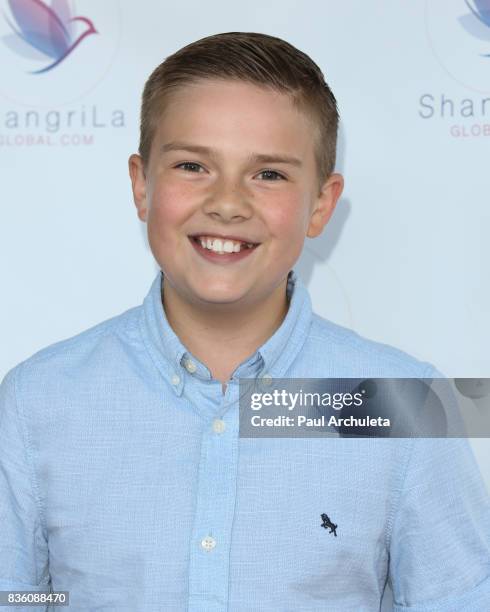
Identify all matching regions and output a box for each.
[152,78,317,163]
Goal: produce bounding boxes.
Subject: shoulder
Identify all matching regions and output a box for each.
[6,305,142,391]
[304,312,437,377]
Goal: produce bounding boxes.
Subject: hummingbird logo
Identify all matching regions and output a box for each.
[2,0,97,74]
[460,0,490,56]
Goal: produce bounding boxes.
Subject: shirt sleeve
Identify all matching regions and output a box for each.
[0,366,51,603]
[388,436,490,611]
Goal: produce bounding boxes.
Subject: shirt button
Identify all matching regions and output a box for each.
[212,418,226,434]
[201,536,216,551]
[171,374,180,386]
[185,359,197,373]
[261,373,273,385]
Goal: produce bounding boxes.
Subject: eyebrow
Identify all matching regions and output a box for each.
[160,141,303,167]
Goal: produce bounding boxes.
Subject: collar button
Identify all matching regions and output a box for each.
[185,359,197,373]
[171,374,181,386]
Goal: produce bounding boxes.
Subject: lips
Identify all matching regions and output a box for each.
[188,233,260,246]
[188,235,259,263]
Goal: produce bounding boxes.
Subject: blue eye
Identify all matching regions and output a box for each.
[257,169,285,181]
[176,162,204,173]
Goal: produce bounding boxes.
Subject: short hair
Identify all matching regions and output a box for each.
[139,32,339,188]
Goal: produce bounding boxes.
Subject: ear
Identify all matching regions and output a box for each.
[306,173,344,238]
[128,154,148,222]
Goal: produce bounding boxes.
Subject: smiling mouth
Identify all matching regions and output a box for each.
[187,235,261,264]
[189,235,260,254]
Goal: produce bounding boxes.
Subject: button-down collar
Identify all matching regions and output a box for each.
[138,268,312,395]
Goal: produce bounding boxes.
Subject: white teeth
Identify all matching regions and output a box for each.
[194,235,256,254]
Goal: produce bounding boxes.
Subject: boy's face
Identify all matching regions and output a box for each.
[129,78,343,310]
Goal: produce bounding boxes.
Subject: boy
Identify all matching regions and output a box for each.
[1,32,489,611]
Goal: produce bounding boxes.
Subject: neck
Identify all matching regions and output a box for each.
[162,277,290,384]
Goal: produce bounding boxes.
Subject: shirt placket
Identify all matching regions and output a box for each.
[187,381,240,612]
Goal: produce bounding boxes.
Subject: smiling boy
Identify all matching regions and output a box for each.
[128,70,342,393]
[1,32,489,612]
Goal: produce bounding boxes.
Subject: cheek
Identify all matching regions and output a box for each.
[265,193,310,238]
[147,181,193,231]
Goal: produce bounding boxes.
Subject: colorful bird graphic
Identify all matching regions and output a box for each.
[2,0,97,74]
[465,0,490,27]
[460,0,490,55]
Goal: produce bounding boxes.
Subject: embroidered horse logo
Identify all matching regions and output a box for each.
[321,513,338,536]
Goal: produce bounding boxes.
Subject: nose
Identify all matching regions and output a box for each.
[201,176,253,222]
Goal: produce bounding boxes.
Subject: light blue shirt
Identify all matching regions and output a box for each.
[1,269,489,611]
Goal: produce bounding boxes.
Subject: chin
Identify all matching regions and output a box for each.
[193,287,247,305]
[186,280,251,305]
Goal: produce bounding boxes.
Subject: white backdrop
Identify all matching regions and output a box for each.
[1,2,489,607]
